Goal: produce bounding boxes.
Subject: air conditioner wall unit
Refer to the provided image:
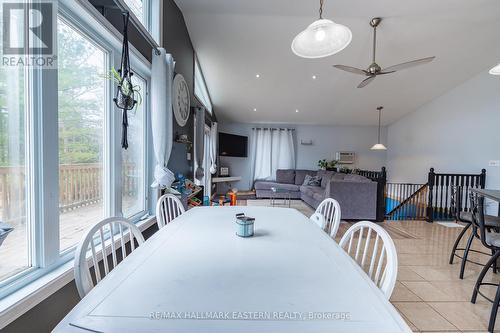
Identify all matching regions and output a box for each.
[336,151,355,164]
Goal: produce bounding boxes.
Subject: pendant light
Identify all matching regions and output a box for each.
[291,0,352,59]
[371,106,387,151]
[489,63,500,75]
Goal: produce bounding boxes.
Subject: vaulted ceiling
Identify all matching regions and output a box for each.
[174,0,500,125]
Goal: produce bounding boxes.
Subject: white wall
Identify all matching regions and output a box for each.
[218,122,387,190]
[387,69,500,191]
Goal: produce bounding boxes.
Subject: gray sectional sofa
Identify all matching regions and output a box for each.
[254,169,381,221]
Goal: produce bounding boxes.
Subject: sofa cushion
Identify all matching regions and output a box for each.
[300,185,325,198]
[276,169,295,184]
[254,181,299,192]
[294,170,317,185]
[317,170,335,188]
[343,174,371,182]
[332,173,346,181]
[302,175,321,186]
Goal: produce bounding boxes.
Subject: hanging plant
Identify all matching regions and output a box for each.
[113,11,137,150]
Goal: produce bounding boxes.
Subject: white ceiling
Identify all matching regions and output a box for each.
[174,0,500,125]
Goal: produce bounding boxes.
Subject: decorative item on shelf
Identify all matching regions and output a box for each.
[371,106,387,151]
[172,74,190,127]
[112,11,138,150]
[291,0,352,59]
[318,159,339,171]
[174,133,192,148]
[235,213,255,238]
[219,166,229,177]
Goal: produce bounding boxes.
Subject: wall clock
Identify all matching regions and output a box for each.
[172,74,190,127]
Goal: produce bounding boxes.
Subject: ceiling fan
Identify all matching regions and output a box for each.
[333,17,435,88]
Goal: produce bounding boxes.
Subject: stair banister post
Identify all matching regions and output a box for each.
[427,168,435,222]
[480,169,487,189]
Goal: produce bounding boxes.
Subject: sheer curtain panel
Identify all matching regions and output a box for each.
[151,49,175,188]
[251,128,295,181]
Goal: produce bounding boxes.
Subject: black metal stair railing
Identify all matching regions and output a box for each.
[384,168,486,222]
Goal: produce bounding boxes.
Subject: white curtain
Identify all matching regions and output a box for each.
[150,49,175,189]
[209,122,218,174]
[251,128,295,181]
[194,108,205,180]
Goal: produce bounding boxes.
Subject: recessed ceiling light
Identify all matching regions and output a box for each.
[312,75,317,79]
[253,108,257,112]
[255,74,261,78]
[295,109,299,113]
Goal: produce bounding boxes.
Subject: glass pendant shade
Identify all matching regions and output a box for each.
[489,63,500,75]
[291,19,352,59]
[370,143,387,151]
[371,106,387,151]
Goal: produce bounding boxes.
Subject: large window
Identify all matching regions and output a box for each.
[0,66,30,282]
[194,56,212,113]
[122,75,146,218]
[0,0,152,299]
[57,18,107,252]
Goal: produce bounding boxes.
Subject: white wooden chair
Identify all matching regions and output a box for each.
[316,198,342,239]
[156,193,185,228]
[339,221,398,299]
[74,217,145,298]
[310,212,325,230]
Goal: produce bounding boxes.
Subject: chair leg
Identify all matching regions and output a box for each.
[488,283,500,332]
[460,231,474,279]
[472,250,500,303]
[449,222,471,265]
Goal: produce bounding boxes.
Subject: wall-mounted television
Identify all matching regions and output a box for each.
[219,132,248,157]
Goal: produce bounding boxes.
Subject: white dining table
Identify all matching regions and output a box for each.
[53,206,411,333]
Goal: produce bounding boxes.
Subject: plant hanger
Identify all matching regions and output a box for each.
[114,11,137,149]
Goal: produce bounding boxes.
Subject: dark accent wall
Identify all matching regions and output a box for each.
[163,0,195,178]
[2,1,210,332]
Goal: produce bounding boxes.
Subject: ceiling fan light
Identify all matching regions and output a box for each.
[370,143,387,151]
[489,63,500,75]
[291,19,352,59]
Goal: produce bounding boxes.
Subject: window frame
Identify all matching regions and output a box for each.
[0,0,152,300]
[194,55,213,114]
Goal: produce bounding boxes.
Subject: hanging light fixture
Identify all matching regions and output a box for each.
[291,0,352,59]
[489,63,500,75]
[371,106,387,151]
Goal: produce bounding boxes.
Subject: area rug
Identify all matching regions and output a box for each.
[245,199,315,217]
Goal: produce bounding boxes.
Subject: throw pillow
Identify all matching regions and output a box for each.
[302,175,322,186]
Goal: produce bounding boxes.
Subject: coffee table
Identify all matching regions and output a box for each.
[270,187,291,207]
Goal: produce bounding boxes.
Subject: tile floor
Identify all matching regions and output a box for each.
[337,220,500,333]
[239,199,500,332]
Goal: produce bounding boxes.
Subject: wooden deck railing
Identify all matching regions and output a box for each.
[0,163,139,222]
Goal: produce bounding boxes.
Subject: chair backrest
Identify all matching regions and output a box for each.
[450,185,464,221]
[310,212,325,229]
[316,198,341,239]
[339,221,398,299]
[156,193,185,228]
[74,217,145,298]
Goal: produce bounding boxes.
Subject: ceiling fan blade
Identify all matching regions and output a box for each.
[333,65,368,76]
[357,76,376,88]
[382,56,435,73]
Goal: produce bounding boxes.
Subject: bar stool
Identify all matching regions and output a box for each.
[449,185,500,279]
[470,193,500,332]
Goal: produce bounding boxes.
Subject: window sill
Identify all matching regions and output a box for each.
[0,216,156,330]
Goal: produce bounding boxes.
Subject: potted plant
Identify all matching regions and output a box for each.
[317,159,339,171]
